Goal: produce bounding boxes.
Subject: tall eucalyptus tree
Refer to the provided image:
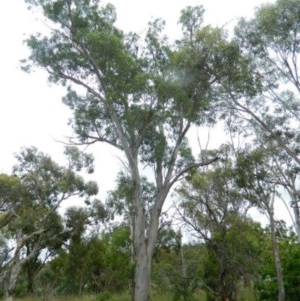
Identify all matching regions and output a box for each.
[22,2,220,300]
[224,0,300,166]
[235,147,286,301]
[223,0,300,218]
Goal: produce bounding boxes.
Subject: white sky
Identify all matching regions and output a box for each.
[1,0,291,226]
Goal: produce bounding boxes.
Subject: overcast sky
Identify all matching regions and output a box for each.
[2,0,290,224]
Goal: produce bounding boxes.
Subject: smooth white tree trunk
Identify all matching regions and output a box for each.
[268,201,285,301]
[292,205,300,243]
[131,190,152,301]
[133,243,151,301]
[5,254,22,301]
[130,178,163,301]
[4,229,44,301]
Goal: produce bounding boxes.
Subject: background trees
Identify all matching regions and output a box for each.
[177,148,263,301]
[0,146,98,301]
[230,0,300,240]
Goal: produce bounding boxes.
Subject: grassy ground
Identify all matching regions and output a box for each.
[10,284,257,301]
[12,291,176,301]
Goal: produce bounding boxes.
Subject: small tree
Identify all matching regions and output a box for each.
[235,147,286,301]
[177,147,263,301]
[1,146,97,301]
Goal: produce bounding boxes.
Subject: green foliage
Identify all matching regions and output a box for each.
[12,291,174,301]
[92,291,111,301]
[172,251,204,301]
[256,228,300,301]
[235,148,267,192]
[64,146,95,174]
[18,1,300,301]
[100,226,132,291]
[152,244,206,301]
[65,206,90,241]
[43,225,131,295]
[179,6,205,38]
[13,146,98,206]
[21,3,224,298]
[22,0,220,173]
[0,174,28,229]
[106,171,157,223]
[203,218,264,301]
[0,146,98,299]
[177,150,266,301]
[231,0,300,169]
[236,0,300,57]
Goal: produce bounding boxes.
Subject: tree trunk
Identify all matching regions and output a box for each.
[268,204,285,301]
[133,242,151,301]
[131,194,153,301]
[292,205,300,243]
[27,271,34,295]
[129,166,151,301]
[5,231,23,301]
[26,261,35,294]
[4,230,41,301]
[180,242,187,280]
[131,183,162,301]
[219,268,231,301]
[5,256,23,301]
[286,191,300,244]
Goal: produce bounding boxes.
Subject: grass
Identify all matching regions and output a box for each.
[10,282,258,301]
[12,291,173,301]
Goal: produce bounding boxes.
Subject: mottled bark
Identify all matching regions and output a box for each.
[4,229,45,301]
[5,250,22,301]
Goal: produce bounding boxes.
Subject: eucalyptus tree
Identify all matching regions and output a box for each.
[200,0,300,250]
[217,0,300,170]
[271,152,300,243]
[235,147,286,301]
[1,146,97,301]
[177,146,261,301]
[256,225,300,301]
[22,1,220,300]
[0,174,28,230]
[0,175,26,294]
[62,205,106,295]
[251,136,300,243]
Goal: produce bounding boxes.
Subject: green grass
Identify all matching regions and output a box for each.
[11,286,255,301]
[12,291,174,301]
[11,290,210,301]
